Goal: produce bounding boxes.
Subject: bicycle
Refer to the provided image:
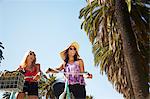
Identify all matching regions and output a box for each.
[0,70,24,99]
[46,68,92,99]
[0,70,44,99]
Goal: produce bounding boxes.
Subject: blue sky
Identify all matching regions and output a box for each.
[0,0,123,99]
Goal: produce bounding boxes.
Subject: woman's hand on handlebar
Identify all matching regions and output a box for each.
[46,68,58,74]
[87,73,93,79]
[83,73,93,79]
[17,68,25,74]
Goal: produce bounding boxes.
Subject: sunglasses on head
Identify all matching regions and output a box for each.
[29,51,35,56]
[69,47,76,50]
[29,53,33,55]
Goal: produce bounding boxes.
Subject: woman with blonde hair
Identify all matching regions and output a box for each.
[17,50,41,99]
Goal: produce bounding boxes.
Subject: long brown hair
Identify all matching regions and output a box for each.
[64,48,80,64]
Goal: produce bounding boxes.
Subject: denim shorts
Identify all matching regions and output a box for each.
[23,81,38,96]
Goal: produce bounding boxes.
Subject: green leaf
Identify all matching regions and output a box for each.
[126,0,132,12]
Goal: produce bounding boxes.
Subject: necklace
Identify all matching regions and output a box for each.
[26,64,34,71]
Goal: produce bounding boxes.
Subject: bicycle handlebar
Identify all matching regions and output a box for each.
[46,68,93,79]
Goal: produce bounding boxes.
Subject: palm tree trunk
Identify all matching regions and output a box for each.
[115,0,149,99]
[124,62,134,99]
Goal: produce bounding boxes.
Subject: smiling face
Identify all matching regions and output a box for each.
[68,46,77,57]
[26,51,36,66]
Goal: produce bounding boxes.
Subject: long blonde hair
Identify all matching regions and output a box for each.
[20,50,36,68]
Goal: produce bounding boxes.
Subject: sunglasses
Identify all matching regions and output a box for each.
[29,51,35,56]
[69,47,76,51]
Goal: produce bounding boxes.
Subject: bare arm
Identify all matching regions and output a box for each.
[79,59,85,73]
[36,63,40,73]
[46,63,65,73]
[79,59,93,79]
[55,63,65,71]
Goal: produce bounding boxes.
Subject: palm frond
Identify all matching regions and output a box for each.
[38,74,56,99]
[0,42,4,63]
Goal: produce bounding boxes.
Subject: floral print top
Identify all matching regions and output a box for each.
[64,61,85,85]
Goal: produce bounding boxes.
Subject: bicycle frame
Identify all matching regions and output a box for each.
[58,77,71,99]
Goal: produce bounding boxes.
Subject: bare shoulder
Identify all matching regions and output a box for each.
[78,59,84,63]
[35,63,40,68]
[76,59,84,65]
[35,63,40,66]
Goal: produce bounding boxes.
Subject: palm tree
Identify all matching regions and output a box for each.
[39,74,57,99]
[79,0,149,99]
[0,42,4,63]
